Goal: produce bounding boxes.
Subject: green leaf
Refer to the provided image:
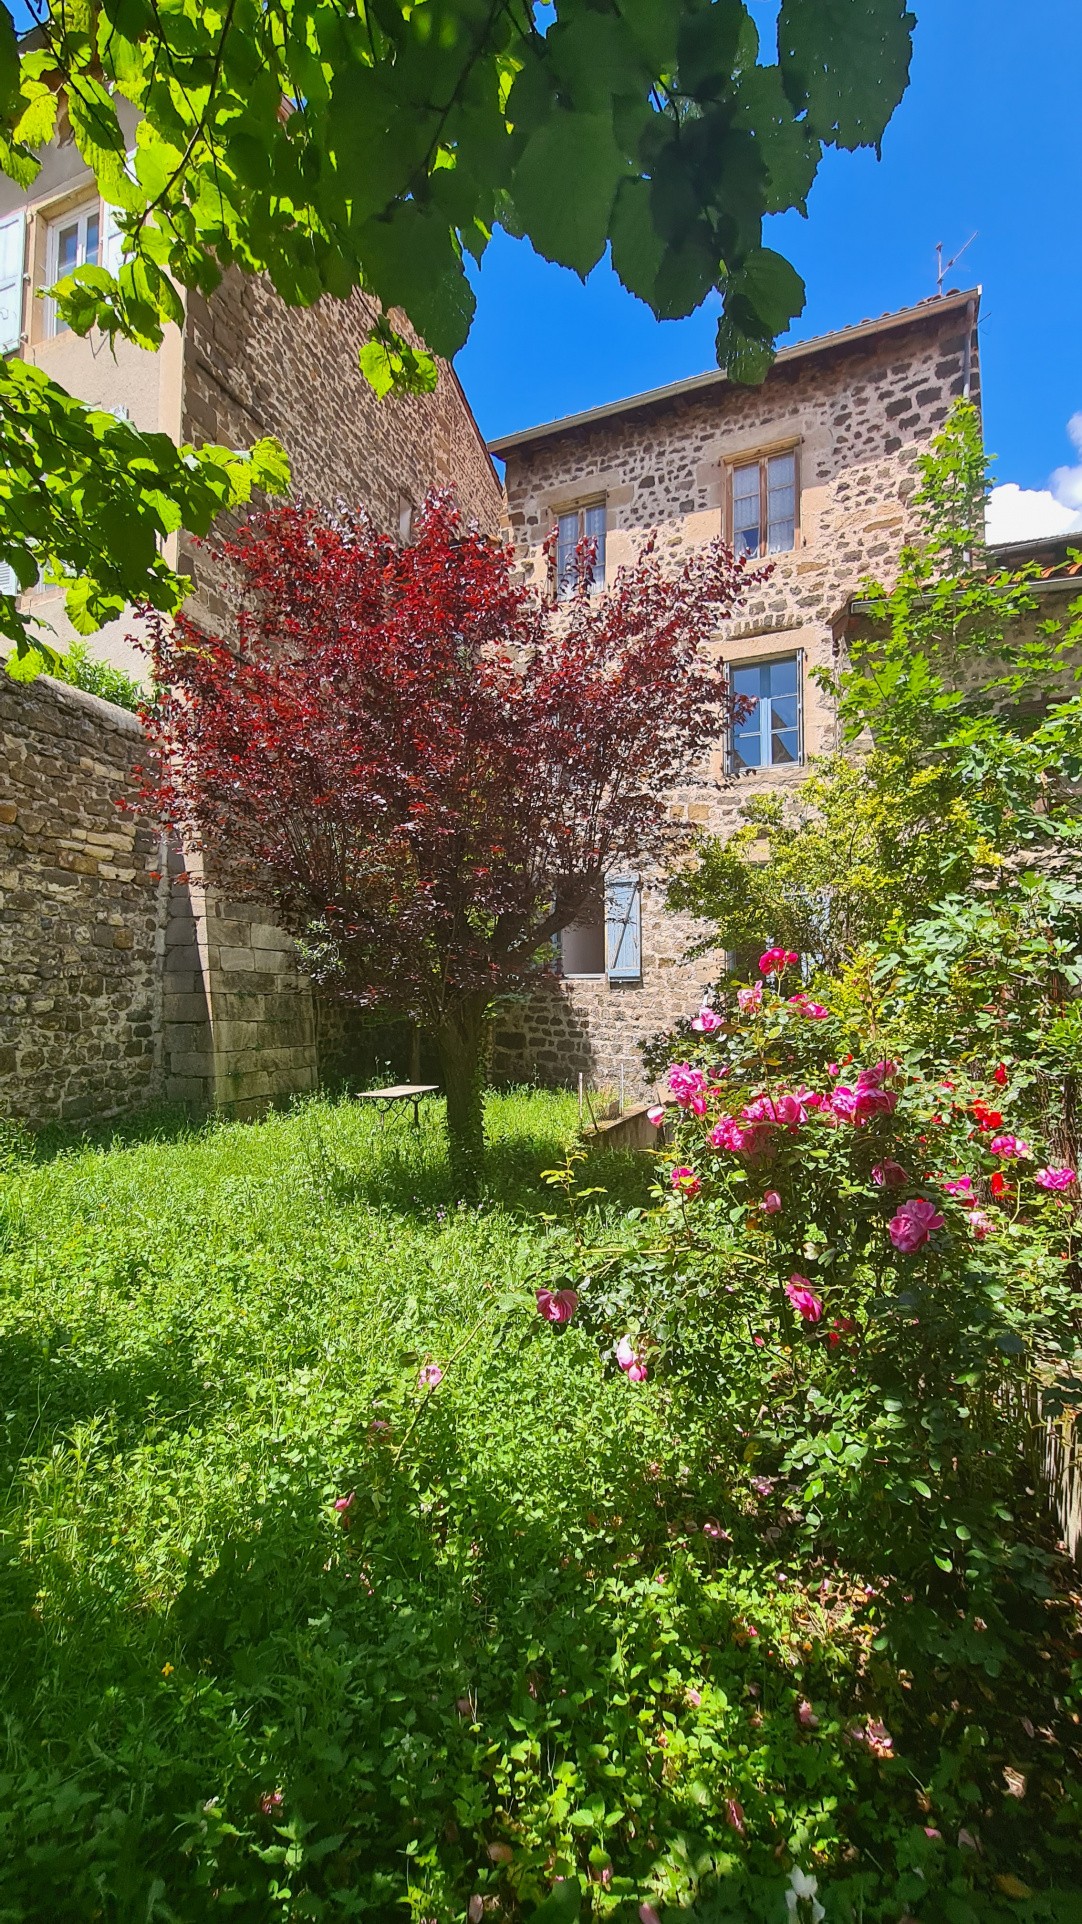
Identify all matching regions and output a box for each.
[677,0,747,95]
[609,178,718,321]
[358,323,440,400]
[715,246,805,382]
[356,204,475,359]
[778,0,915,151]
[528,1880,582,1924]
[512,110,629,279]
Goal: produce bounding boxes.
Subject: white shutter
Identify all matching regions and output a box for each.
[101,204,125,278]
[605,877,641,982]
[0,561,18,595]
[0,211,26,353]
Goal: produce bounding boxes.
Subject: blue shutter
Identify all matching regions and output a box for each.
[605,877,641,981]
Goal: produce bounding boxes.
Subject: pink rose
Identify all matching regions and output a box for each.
[789,993,829,1019]
[691,1005,723,1033]
[759,946,799,977]
[737,982,763,1014]
[968,1209,995,1241]
[990,1134,1029,1159]
[796,1699,819,1729]
[785,1275,823,1323]
[667,1062,707,1108]
[418,1362,444,1389]
[536,1287,579,1324]
[616,1336,649,1382]
[671,1165,701,1198]
[1036,1166,1077,1191]
[942,1175,973,1197]
[646,1104,666,1126]
[760,1190,783,1214]
[872,1160,908,1189]
[888,1196,945,1253]
[333,1492,355,1516]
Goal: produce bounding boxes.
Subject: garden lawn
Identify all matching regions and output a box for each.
[0,1093,1078,1924]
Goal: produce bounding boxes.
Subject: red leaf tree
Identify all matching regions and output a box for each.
[144,494,752,1192]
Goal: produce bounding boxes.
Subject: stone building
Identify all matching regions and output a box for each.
[0,107,502,674]
[487,290,982,1100]
[0,116,502,1126]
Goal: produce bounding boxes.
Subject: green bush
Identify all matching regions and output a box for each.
[6,635,144,711]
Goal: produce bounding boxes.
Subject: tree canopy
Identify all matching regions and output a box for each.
[142,493,752,1190]
[3,0,916,382]
[1,0,915,651]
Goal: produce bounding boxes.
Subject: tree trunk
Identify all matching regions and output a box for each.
[434,995,489,1198]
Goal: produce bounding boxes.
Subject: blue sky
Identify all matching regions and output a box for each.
[457,0,1082,541]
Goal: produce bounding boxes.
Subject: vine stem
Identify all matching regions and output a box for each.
[391,1311,492,1467]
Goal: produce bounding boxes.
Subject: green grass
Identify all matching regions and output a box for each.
[0,1094,1078,1923]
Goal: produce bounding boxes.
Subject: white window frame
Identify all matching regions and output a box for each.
[729,650,803,771]
[44,199,102,337]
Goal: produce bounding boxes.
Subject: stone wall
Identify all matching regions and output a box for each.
[180,274,504,631]
[491,295,982,1098]
[0,673,166,1126]
[0,672,353,1130]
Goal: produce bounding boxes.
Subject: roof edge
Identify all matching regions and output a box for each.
[489,288,981,456]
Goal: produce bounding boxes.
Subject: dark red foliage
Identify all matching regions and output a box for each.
[142,493,754,1027]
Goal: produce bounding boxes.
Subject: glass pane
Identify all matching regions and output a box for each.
[733,720,764,770]
[583,501,605,591]
[731,664,763,701]
[56,223,79,275]
[766,452,796,552]
[556,512,577,600]
[733,462,759,505]
[767,451,795,489]
[764,656,797,697]
[85,212,100,266]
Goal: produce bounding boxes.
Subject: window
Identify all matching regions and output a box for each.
[398,493,415,543]
[0,561,18,596]
[556,501,606,599]
[730,449,798,557]
[731,655,801,769]
[46,202,100,335]
[559,875,641,981]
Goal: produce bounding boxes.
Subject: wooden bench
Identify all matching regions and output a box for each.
[352,1083,439,1129]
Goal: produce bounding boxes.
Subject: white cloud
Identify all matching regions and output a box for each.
[1049,411,1082,510]
[985,410,1082,546]
[986,483,1082,545]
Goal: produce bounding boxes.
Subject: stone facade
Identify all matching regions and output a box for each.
[489,292,982,1099]
[178,273,502,631]
[0,672,165,1125]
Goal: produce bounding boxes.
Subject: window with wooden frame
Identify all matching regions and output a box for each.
[729,447,799,557]
[730,653,802,769]
[556,500,606,600]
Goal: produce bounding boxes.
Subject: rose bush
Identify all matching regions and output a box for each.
[570,957,1079,1678]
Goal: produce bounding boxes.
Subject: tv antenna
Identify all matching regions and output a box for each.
[936,232,977,295]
